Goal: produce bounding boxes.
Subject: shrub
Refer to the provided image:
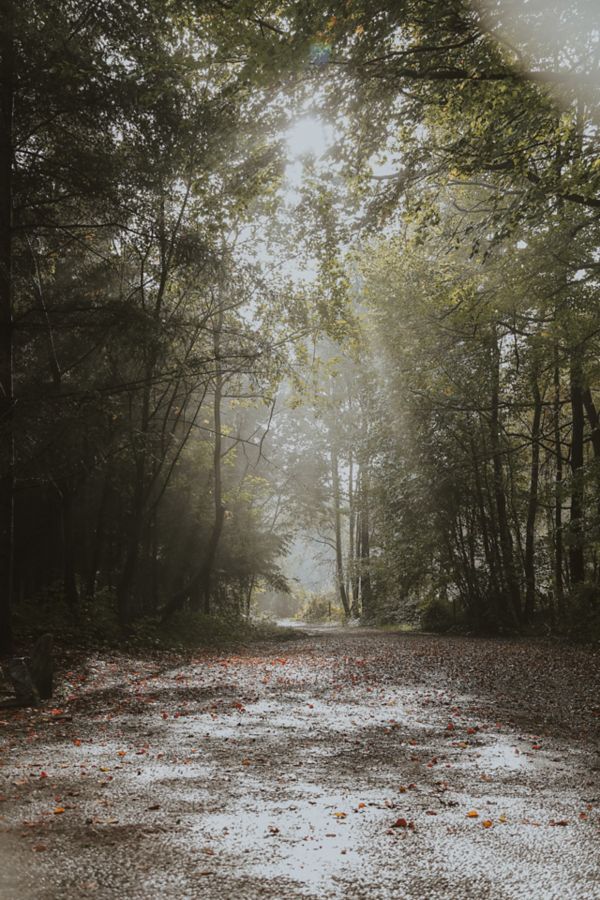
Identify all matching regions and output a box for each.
[420,597,455,633]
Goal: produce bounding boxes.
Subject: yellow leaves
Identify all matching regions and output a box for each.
[466,809,479,818]
[482,820,493,829]
[333,811,347,819]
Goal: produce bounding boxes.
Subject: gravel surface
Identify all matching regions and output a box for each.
[0,628,599,899]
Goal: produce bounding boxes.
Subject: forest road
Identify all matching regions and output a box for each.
[0,629,599,899]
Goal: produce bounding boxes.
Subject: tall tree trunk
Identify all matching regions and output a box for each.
[553,344,564,616]
[524,375,542,623]
[331,445,350,617]
[489,332,521,627]
[199,305,225,616]
[472,436,502,606]
[347,452,360,616]
[0,1,15,653]
[569,354,585,586]
[582,388,600,458]
[358,466,373,620]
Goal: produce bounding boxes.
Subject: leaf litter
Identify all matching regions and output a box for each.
[0,628,598,898]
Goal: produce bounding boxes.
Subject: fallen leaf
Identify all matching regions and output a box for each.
[466,810,479,818]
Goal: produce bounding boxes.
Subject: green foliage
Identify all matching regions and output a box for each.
[419,598,456,634]
[564,585,600,644]
[297,592,344,624]
[6,0,600,647]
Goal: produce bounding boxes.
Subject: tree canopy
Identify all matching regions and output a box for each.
[1,0,600,647]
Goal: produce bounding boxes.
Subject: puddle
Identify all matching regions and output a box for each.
[471,742,528,772]
[188,791,378,893]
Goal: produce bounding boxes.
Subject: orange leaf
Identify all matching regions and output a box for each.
[482,820,493,828]
[466,810,479,818]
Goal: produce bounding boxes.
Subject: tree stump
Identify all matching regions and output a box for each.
[28,633,54,700]
[0,634,54,707]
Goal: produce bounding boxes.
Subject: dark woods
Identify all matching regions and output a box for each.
[0,1,292,651]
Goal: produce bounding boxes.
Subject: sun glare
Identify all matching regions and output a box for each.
[286,116,330,159]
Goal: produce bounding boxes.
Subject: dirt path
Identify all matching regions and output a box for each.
[1,628,599,899]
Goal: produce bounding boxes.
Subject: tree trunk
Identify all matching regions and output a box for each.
[199,305,225,616]
[489,332,521,627]
[359,467,373,620]
[0,1,15,653]
[524,375,542,623]
[347,452,360,616]
[582,388,600,458]
[553,344,564,616]
[331,445,350,617]
[569,354,585,586]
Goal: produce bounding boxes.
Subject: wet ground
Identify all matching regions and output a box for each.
[0,627,599,899]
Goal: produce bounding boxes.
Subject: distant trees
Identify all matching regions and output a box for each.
[276,0,600,633]
[356,194,600,631]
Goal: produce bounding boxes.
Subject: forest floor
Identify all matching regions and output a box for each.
[0,627,599,900]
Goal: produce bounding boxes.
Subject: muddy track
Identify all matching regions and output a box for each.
[0,629,599,899]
